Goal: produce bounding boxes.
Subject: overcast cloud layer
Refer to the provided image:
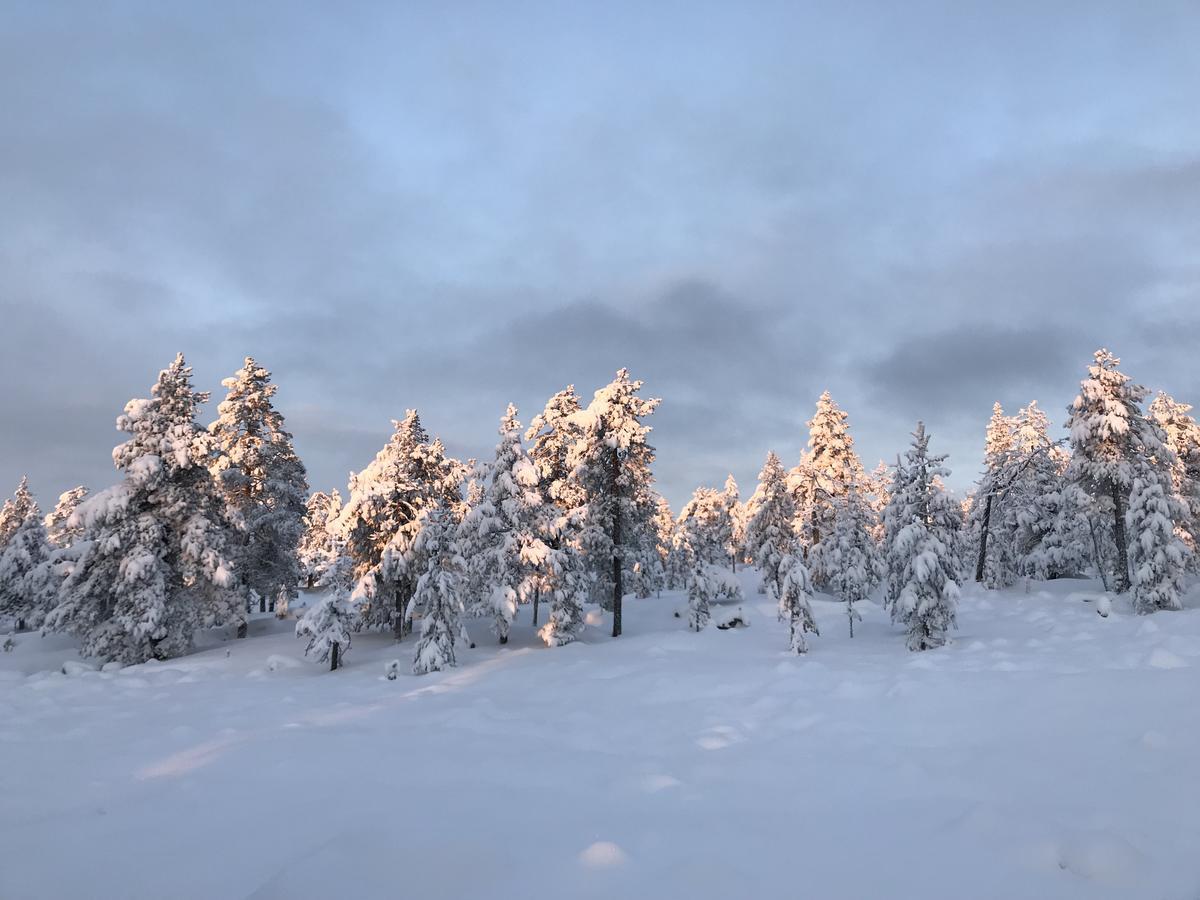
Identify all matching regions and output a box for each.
[2,1,1198,508]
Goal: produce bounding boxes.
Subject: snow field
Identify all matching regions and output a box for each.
[2,575,1200,899]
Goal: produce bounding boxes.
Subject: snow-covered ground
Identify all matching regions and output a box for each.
[3,575,1199,900]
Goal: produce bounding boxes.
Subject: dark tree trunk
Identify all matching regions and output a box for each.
[611,446,623,638]
[330,641,340,671]
[1111,482,1130,593]
[1088,517,1110,592]
[532,588,540,626]
[236,620,248,639]
[259,595,266,613]
[974,493,993,583]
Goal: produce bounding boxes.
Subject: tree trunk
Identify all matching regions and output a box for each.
[393,587,405,641]
[1088,517,1110,592]
[330,641,340,671]
[1111,482,1130,593]
[974,493,993,583]
[532,588,540,626]
[236,620,248,639]
[611,446,623,638]
[259,595,266,614]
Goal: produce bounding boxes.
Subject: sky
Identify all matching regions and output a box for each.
[1,1,1198,510]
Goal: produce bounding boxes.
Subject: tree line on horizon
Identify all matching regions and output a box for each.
[1,348,1195,673]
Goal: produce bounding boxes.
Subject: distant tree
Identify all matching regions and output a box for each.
[829,485,881,638]
[789,392,866,586]
[1149,391,1200,557]
[0,476,36,547]
[43,486,88,548]
[722,474,745,570]
[297,490,345,589]
[0,499,59,631]
[676,486,731,567]
[745,451,797,601]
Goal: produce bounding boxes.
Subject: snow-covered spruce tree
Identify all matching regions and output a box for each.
[1126,472,1190,613]
[410,503,468,674]
[830,485,881,638]
[1020,478,1093,581]
[778,553,818,653]
[297,490,345,588]
[864,460,891,544]
[209,357,309,616]
[295,556,355,671]
[340,410,464,638]
[566,369,660,637]
[458,404,549,644]
[1150,391,1200,556]
[1065,349,1178,594]
[0,476,37,547]
[884,423,960,650]
[0,501,59,631]
[745,451,797,602]
[788,392,866,587]
[535,509,591,647]
[43,486,88,548]
[44,354,245,663]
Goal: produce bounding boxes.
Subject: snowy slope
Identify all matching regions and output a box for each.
[2,577,1199,900]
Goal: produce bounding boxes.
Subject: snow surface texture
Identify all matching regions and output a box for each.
[3,576,1200,900]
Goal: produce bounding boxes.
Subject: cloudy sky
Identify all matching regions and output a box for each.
[2,1,1197,509]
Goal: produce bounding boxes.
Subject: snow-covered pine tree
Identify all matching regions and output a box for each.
[651,494,679,591]
[458,404,549,644]
[340,410,464,638]
[1125,471,1190,613]
[676,486,731,567]
[0,499,59,631]
[722,474,745,570]
[297,490,345,589]
[45,354,245,663]
[778,553,818,653]
[410,502,468,674]
[967,403,1018,588]
[43,486,88,548]
[744,451,797,602]
[789,392,866,587]
[525,385,585,512]
[884,423,960,650]
[0,476,36,547]
[1149,391,1200,556]
[566,369,660,637]
[536,509,590,647]
[208,357,308,616]
[829,485,881,638]
[295,557,355,671]
[1065,350,1176,593]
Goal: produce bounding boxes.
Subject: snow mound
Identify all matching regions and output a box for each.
[1054,830,1144,885]
[1146,648,1187,670]
[61,660,97,676]
[265,654,302,672]
[579,841,627,868]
